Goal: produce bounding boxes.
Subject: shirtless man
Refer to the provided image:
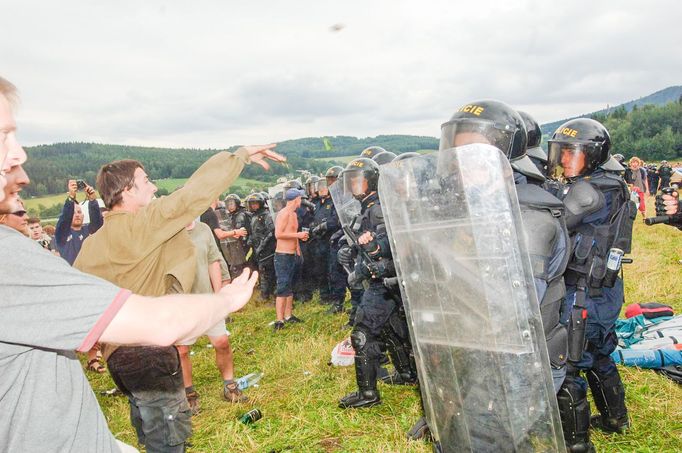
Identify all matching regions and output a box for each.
[273,188,309,330]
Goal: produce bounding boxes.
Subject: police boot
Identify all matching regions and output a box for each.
[407,416,431,441]
[587,370,629,434]
[339,356,381,409]
[382,336,418,385]
[557,378,595,453]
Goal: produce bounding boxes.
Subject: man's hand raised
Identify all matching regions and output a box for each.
[218,268,259,313]
[242,144,285,171]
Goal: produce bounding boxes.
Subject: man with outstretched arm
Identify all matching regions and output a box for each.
[74,143,283,452]
[0,75,264,453]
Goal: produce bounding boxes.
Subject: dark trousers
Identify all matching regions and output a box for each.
[328,241,348,303]
[257,255,276,298]
[107,346,191,453]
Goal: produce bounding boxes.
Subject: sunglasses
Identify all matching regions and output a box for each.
[11,210,27,217]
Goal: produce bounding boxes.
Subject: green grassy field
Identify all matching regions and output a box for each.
[87,196,682,452]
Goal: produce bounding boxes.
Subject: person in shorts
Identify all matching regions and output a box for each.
[177,219,247,415]
[273,189,309,330]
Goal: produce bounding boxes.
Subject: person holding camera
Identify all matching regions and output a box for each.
[54,179,103,265]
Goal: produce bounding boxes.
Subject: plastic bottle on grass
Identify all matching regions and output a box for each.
[236,372,263,390]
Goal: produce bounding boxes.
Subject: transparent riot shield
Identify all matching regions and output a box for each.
[329,175,361,232]
[268,183,287,219]
[378,144,565,453]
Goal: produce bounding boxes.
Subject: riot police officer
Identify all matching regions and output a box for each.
[372,151,397,166]
[547,118,636,448]
[518,111,548,180]
[246,193,276,300]
[338,158,417,409]
[657,160,674,190]
[308,176,339,305]
[359,145,387,160]
[285,179,316,302]
[427,101,573,448]
[327,165,362,319]
[215,194,251,277]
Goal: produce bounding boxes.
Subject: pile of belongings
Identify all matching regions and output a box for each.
[613,302,682,383]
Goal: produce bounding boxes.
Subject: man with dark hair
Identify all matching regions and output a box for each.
[75,144,283,453]
[0,76,262,453]
[54,179,103,265]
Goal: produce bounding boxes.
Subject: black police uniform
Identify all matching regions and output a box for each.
[249,206,276,299]
[215,206,250,278]
[309,195,339,304]
[293,201,316,302]
[339,192,417,408]
[559,170,635,437]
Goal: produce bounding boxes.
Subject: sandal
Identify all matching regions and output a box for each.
[87,358,106,374]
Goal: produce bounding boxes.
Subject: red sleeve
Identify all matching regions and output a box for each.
[77,289,133,352]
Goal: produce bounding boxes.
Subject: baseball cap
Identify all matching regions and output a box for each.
[285,188,305,201]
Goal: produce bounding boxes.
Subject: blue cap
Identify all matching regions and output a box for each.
[285,188,305,201]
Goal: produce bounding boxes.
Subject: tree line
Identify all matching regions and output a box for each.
[22,135,438,200]
[591,98,682,162]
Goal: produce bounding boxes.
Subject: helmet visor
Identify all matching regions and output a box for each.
[547,141,601,179]
[440,118,516,157]
[342,168,369,198]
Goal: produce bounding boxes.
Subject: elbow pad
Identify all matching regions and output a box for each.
[563,181,605,229]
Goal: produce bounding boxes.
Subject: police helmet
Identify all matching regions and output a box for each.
[325,165,344,186]
[325,165,343,178]
[305,175,320,197]
[393,152,420,162]
[518,110,548,163]
[547,118,611,180]
[359,146,387,159]
[224,193,241,206]
[284,179,304,191]
[612,153,625,164]
[259,191,270,201]
[441,100,544,181]
[245,193,265,211]
[372,151,397,165]
[343,158,380,200]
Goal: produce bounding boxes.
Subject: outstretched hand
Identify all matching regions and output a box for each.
[243,144,285,171]
[218,268,259,313]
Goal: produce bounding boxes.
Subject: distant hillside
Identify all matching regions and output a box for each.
[541,85,682,135]
[23,135,438,197]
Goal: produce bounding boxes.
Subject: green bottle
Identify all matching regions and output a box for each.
[239,409,262,425]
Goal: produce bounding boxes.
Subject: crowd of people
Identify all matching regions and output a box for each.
[1,75,681,453]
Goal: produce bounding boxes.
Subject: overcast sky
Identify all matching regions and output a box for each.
[3,0,682,148]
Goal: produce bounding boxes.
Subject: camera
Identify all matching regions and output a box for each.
[76,180,87,191]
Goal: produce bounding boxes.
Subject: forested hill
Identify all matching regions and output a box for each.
[540,85,682,135]
[23,135,438,197]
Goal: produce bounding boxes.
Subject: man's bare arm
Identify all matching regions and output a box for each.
[209,260,222,293]
[99,269,258,346]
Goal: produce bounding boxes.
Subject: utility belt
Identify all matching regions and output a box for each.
[566,227,629,296]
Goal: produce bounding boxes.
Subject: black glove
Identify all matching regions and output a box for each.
[312,221,327,237]
[366,259,394,279]
[338,245,354,267]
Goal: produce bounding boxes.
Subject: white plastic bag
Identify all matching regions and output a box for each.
[330,337,355,366]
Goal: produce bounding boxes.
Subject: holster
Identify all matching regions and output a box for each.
[568,283,588,363]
